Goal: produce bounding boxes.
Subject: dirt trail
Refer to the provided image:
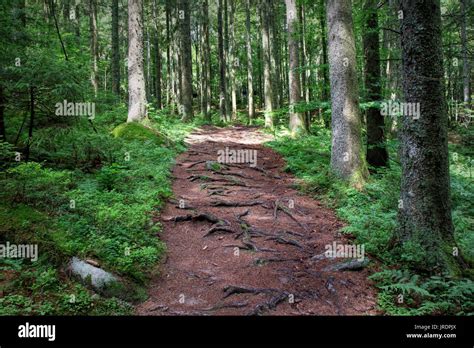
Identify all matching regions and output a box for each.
[136,126,377,315]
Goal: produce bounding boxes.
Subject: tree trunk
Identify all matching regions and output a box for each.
[166,0,172,107]
[229,1,237,120]
[326,0,367,187]
[363,0,388,168]
[89,0,99,96]
[25,86,35,161]
[460,0,471,109]
[178,0,193,121]
[319,0,330,128]
[246,0,255,123]
[218,0,228,121]
[398,0,462,273]
[111,0,120,97]
[0,84,5,141]
[127,0,147,122]
[261,0,274,128]
[286,0,305,135]
[152,0,162,109]
[201,0,211,121]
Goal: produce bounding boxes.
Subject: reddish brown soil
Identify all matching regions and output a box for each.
[136,125,378,316]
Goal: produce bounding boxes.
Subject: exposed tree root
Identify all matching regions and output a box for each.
[165,212,228,225]
[266,236,303,249]
[273,200,308,231]
[203,225,238,237]
[202,301,249,311]
[221,285,289,316]
[185,160,207,168]
[248,291,289,316]
[211,200,264,207]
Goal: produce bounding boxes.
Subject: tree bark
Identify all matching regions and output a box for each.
[363,0,388,168]
[326,0,367,186]
[89,0,99,96]
[398,0,461,273]
[286,0,305,135]
[179,0,193,121]
[111,0,121,97]
[0,84,5,141]
[229,1,237,120]
[261,0,274,128]
[201,0,211,121]
[246,0,255,123]
[460,0,471,109]
[218,0,228,121]
[127,0,148,122]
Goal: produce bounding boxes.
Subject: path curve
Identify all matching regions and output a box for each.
[136,125,377,315]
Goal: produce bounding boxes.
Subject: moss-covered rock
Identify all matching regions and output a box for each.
[111,122,166,145]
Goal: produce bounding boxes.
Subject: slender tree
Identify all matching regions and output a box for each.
[246,0,254,123]
[127,0,147,122]
[89,0,99,96]
[326,0,367,187]
[218,0,228,121]
[363,0,388,167]
[286,0,305,135]
[460,0,471,109]
[261,0,274,128]
[111,0,120,97]
[178,0,193,121]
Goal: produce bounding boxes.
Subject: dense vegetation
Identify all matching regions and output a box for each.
[0,0,472,315]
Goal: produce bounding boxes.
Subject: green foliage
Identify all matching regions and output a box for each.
[370,270,474,315]
[111,122,166,145]
[268,122,474,315]
[0,106,194,314]
[0,140,16,168]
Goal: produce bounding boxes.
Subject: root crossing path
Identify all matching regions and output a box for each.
[136,126,377,316]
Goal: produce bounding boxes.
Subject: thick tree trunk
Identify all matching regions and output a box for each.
[326,0,367,187]
[218,0,228,121]
[246,0,254,123]
[261,0,274,128]
[286,0,305,135]
[398,0,461,273]
[111,0,120,97]
[89,0,99,96]
[363,0,388,168]
[127,0,147,122]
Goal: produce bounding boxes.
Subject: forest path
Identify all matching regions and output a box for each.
[136,125,377,315]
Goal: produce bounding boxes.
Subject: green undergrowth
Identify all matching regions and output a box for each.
[0,105,199,315]
[267,122,473,315]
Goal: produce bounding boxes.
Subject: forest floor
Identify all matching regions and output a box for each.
[136,125,378,315]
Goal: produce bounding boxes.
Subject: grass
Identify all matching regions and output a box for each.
[0,104,200,315]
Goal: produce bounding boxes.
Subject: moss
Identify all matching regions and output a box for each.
[111,122,166,145]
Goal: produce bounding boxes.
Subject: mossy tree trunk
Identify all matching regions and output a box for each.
[397,0,462,274]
